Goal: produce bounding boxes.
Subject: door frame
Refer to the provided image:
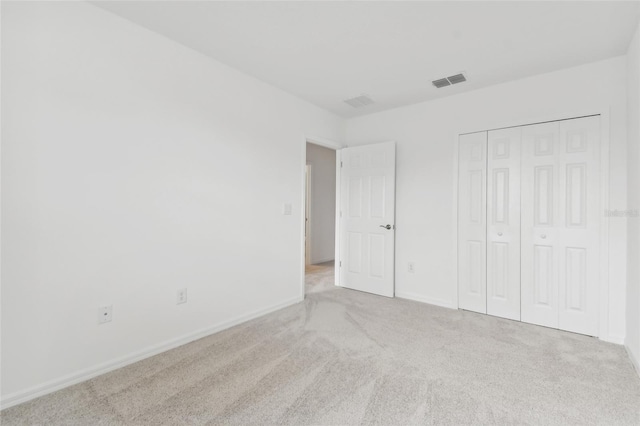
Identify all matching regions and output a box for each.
[453,108,612,342]
[305,163,312,266]
[301,136,343,298]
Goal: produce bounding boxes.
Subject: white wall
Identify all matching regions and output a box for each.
[626,22,640,374]
[1,2,344,405]
[306,143,336,264]
[346,57,629,343]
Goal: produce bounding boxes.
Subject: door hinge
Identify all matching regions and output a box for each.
[339,261,342,267]
[340,161,343,168]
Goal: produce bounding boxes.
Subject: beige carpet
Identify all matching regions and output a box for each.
[2,261,640,425]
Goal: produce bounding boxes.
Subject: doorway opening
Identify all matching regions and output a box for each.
[304,142,337,295]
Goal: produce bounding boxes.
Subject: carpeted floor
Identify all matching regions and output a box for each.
[3,261,640,425]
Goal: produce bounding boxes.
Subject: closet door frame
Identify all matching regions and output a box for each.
[452,109,611,342]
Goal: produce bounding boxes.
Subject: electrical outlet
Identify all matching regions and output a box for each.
[408,262,415,273]
[177,288,187,305]
[283,203,292,215]
[99,305,113,324]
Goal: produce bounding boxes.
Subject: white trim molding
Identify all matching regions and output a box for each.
[306,135,343,151]
[301,135,343,297]
[310,256,335,265]
[625,344,640,378]
[603,334,626,345]
[396,292,456,310]
[0,296,302,410]
[334,149,342,287]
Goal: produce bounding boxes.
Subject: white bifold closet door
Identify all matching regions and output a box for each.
[486,127,521,321]
[521,116,600,336]
[458,131,487,314]
[458,115,601,336]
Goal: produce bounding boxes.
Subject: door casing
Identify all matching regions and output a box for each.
[301,136,343,299]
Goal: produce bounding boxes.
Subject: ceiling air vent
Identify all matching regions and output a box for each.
[432,78,451,88]
[447,73,467,84]
[344,94,375,108]
[432,72,467,88]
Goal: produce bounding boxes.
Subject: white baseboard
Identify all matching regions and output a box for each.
[396,292,455,309]
[310,256,334,264]
[0,296,303,410]
[626,344,640,378]
[600,334,625,345]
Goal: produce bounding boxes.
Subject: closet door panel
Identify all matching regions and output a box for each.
[557,116,600,336]
[487,127,521,320]
[459,116,600,337]
[458,132,487,314]
[521,122,560,329]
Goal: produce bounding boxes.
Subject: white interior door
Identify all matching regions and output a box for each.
[487,127,521,320]
[458,131,487,314]
[521,116,600,336]
[339,141,396,297]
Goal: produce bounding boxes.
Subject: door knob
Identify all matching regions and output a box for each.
[541,234,547,239]
[380,224,392,230]
[497,232,503,236]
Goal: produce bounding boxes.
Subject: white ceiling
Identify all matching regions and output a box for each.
[94,1,640,118]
